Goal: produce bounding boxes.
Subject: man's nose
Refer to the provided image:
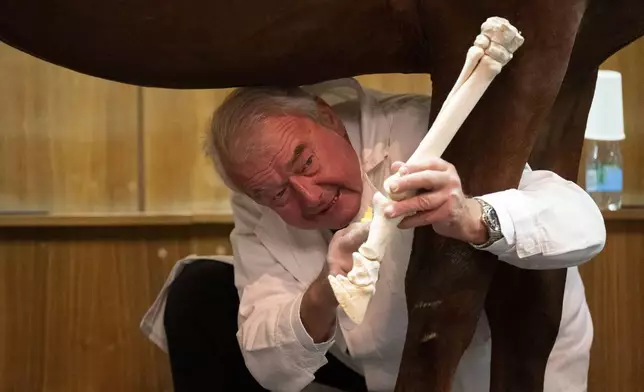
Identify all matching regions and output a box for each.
[289,176,321,205]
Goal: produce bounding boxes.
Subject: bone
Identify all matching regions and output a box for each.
[328,251,378,324]
[407,18,523,163]
[328,17,524,325]
[384,17,524,201]
[442,41,486,109]
[358,192,403,261]
[330,192,406,324]
[347,250,381,286]
[328,276,374,324]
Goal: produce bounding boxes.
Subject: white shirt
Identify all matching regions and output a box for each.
[141,78,606,392]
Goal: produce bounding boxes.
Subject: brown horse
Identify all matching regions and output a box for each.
[1,0,642,390]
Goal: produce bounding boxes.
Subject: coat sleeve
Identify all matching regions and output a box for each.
[477,165,607,270]
[229,192,336,392]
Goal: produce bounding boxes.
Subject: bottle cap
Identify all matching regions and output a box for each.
[585,70,625,141]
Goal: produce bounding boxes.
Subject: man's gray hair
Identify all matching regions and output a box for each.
[204,86,322,191]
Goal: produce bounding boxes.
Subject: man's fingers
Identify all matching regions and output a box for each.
[340,264,354,275]
[395,157,451,176]
[385,192,447,219]
[338,221,370,251]
[388,170,450,195]
[391,161,405,173]
[328,265,345,277]
[398,204,450,229]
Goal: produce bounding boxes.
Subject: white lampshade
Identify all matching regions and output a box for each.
[584,70,625,141]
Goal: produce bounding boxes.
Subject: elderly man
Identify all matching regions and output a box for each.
[141,78,605,392]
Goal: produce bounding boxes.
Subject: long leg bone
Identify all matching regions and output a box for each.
[385,17,524,200]
[359,192,403,261]
[442,35,487,109]
[328,17,524,324]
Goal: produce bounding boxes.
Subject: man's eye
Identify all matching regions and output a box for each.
[304,156,313,167]
[274,188,287,200]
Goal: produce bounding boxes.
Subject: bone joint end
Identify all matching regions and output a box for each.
[328,265,375,324]
[480,17,525,65]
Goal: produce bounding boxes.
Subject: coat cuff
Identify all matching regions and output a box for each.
[479,188,546,258]
[477,190,519,254]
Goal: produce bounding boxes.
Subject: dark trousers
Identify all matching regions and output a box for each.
[163,259,368,392]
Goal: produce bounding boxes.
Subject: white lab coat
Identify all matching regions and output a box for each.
[141,78,606,392]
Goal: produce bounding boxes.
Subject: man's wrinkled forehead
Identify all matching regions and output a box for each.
[227,139,275,182]
[234,141,310,193]
[231,115,310,162]
[225,115,314,184]
[226,144,276,189]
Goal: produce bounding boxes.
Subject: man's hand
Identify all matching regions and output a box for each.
[384,158,488,245]
[301,221,370,342]
[327,221,370,276]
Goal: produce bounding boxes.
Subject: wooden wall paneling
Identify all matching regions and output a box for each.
[580,220,644,391]
[3,221,641,392]
[0,238,48,391]
[356,73,432,96]
[0,43,140,213]
[0,230,170,392]
[0,225,233,392]
[142,88,234,213]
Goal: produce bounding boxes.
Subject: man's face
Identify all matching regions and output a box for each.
[229,105,363,229]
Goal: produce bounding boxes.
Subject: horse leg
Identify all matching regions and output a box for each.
[485,3,644,385]
[485,68,597,392]
[396,236,499,392]
[395,1,587,390]
[487,27,616,386]
[483,39,601,392]
[486,267,568,392]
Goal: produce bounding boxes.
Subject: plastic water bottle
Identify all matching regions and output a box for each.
[585,140,623,211]
[584,70,625,211]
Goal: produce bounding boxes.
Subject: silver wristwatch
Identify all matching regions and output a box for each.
[470,197,503,249]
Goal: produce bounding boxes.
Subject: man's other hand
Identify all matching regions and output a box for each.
[384,159,488,244]
[326,221,370,276]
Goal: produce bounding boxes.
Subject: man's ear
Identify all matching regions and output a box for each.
[314,96,346,136]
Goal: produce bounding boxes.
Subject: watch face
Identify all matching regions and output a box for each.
[488,209,501,231]
[482,204,502,240]
[472,198,503,248]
